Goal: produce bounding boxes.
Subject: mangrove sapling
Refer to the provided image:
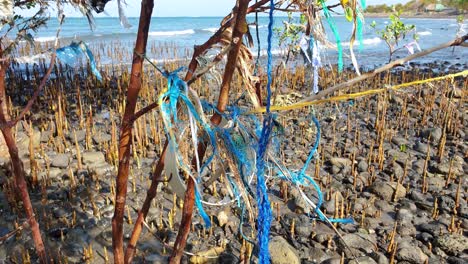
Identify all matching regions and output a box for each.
[370,10,419,62]
[111,0,154,262]
[170,1,251,262]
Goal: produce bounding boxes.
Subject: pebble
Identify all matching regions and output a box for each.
[396,246,428,264]
[434,234,468,255]
[51,153,70,168]
[413,141,431,154]
[348,256,378,264]
[337,233,376,256]
[269,236,300,264]
[82,151,106,166]
[370,181,406,201]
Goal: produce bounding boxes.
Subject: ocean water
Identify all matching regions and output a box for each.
[8,16,468,68]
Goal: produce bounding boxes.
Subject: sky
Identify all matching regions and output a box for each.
[17,0,410,17]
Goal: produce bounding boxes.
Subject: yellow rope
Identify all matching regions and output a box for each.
[249,70,468,114]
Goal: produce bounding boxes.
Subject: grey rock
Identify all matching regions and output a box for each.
[67,129,86,142]
[329,157,352,168]
[438,195,456,211]
[412,159,426,175]
[269,236,300,264]
[290,188,310,214]
[371,181,406,201]
[447,256,468,264]
[413,141,431,154]
[418,222,445,236]
[417,232,433,243]
[306,247,328,263]
[397,224,417,237]
[370,252,389,264]
[396,208,414,223]
[92,133,111,144]
[82,151,106,166]
[434,234,468,255]
[145,254,169,264]
[321,258,342,264]
[337,233,376,256]
[51,153,70,168]
[53,207,71,219]
[3,130,41,159]
[421,127,442,142]
[434,155,464,176]
[349,256,378,264]
[392,136,409,146]
[396,247,428,264]
[357,160,368,173]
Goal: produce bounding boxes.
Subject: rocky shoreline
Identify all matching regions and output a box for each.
[0,60,467,263]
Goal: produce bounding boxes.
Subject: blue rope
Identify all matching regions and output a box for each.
[321,2,343,72]
[360,0,367,10]
[277,116,353,224]
[159,68,218,227]
[255,1,275,262]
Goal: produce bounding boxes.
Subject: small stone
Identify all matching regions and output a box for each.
[421,127,442,142]
[357,160,368,172]
[53,208,71,219]
[51,153,70,168]
[329,157,352,168]
[67,129,86,142]
[391,136,409,147]
[82,151,106,166]
[370,252,389,264]
[289,188,310,214]
[269,236,300,264]
[437,195,456,212]
[434,234,468,255]
[348,256,378,264]
[396,208,413,223]
[396,247,428,264]
[145,254,169,264]
[434,155,464,176]
[418,222,445,236]
[397,224,417,237]
[337,233,376,256]
[413,141,431,154]
[217,210,229,227]
[92,133,111,144]
[307,247,328,263]
[370,182,406,201]
[321,258,342,264]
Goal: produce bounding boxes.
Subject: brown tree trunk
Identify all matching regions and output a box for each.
[0,53,48,263]
[111,0,154,263]
[124,141,167,263]
[169,1,251,262]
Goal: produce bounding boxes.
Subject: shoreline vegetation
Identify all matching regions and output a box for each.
[364,0,467,18]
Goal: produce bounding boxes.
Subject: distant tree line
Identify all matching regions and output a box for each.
[365,0,467,13]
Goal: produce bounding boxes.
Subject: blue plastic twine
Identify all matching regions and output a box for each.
[321,2,343,72]
[357,15,364,51]
[361,0,367,10]
[159,68,217,227]
[255,0,275,263]
[56,41,102,81]
[277,116,353,224]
